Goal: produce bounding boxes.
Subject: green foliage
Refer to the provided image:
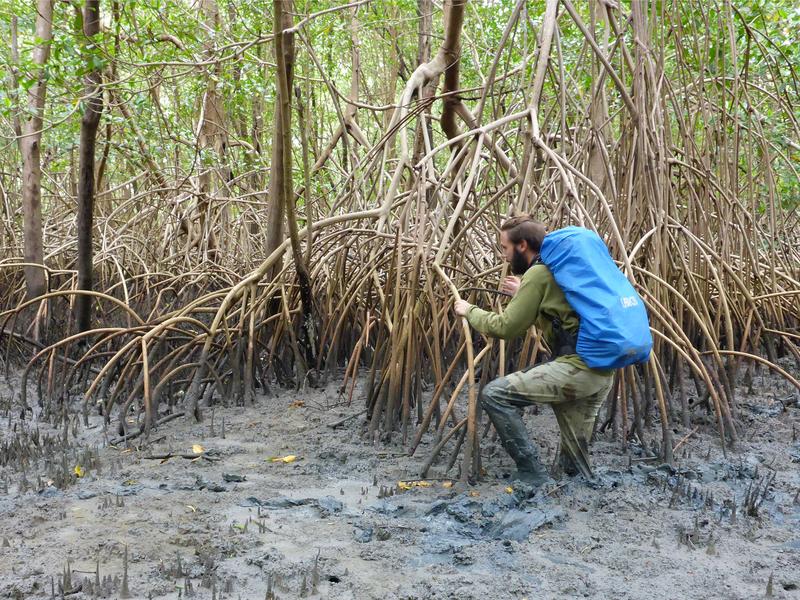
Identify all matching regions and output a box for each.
[0,0,796,217]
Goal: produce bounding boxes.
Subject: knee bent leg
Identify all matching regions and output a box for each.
[480,378,509,412]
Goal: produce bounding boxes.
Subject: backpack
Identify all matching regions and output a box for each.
[539,226,652,369]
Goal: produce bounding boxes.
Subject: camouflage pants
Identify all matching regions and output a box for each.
[480,361,614,478]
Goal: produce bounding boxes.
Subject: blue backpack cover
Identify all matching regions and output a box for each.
[539,226,652,369]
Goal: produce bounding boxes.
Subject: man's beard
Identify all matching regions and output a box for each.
[510,248,529,275]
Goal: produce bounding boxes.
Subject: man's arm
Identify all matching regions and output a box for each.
[458,268,545,340]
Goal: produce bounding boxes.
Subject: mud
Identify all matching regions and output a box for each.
[0,366,799,599]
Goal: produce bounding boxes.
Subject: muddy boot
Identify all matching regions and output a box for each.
[505,438,551,486]
[488,410,550,486]
[558,451,580,477]
[480,377,553,487]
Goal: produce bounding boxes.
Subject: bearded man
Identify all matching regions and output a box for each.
[453,216,615,485]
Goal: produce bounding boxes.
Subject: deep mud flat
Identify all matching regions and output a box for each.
[1,373,799,600]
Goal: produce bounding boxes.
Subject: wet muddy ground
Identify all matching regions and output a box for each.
[1,366,799,599]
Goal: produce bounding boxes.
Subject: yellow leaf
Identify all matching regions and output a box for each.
[185,505,197,513]
[442,481,454,488]
[469,491,480,497]
[269,455,297,463]
[73,465,85,478]
[192,444,205,454]
[505,486,514,494]
[397,480,433,491]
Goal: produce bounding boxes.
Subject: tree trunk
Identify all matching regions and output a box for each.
[379,0,468,227]
[197,0,229,257]
[17,0,55,300]
[75,0,104,333]
[274,0,315,366]
[439,0,467,234]
[383,6,401,156]
[439,0,466,146]
[411,0,433,163]
[587,0,611,200]
[19,136,45,299]
[264,0,294,278]
[343,4,367,155]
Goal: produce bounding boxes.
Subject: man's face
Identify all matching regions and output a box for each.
[500,231,529,275]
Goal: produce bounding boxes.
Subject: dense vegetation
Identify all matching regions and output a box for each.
[0,0,798,479]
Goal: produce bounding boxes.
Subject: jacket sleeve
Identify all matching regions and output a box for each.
[464,268,545,340]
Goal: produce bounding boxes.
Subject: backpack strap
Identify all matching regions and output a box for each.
[530,257,578,357]
[551,317,578,357]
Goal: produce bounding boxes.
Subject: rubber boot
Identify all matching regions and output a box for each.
[505,438,551,486]
[558,450,580,477]
[490,411,550,487]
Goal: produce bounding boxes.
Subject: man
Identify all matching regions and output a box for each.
[453,216,614,486]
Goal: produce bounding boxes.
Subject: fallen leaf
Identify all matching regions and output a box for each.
[185,505,197,513]
[73,465,85,478]
[469,491,480,497]
[269,455,297,463]
[442,481,454,488]
[289,400,305,408]
[397,480,433,491]
[505,486,514,494]
[192,444,205,454]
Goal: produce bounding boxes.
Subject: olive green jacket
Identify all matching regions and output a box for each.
[465,263,610,374]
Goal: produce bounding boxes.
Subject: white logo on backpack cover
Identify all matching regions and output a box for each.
[620,295,639,309]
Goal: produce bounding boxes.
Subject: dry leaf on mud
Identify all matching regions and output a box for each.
[397,480,432,491]
[268,455,297,463]
[192,444,205,454]
[442,481,454,488]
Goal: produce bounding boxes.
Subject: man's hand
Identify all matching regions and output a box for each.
[500,276,521,297]
[454,299,472,317]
